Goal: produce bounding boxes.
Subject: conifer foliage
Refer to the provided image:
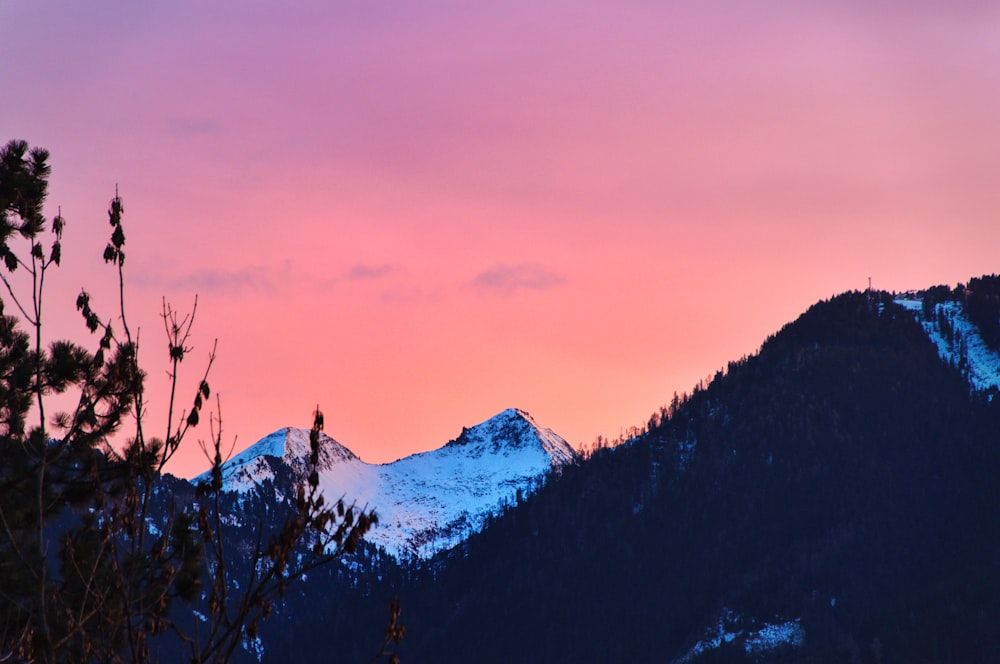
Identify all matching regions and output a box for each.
[0,140,375,663]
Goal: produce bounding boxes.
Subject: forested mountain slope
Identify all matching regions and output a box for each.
[273,290,1000,663]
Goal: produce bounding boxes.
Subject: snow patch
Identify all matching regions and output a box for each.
[242,632,264,662]
[895,298,1000,395]
[744,620,805,655]
[675,610,804,662]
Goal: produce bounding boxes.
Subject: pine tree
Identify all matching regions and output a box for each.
[0,139,379,663]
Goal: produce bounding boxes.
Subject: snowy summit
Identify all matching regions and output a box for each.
[205,408,579,559]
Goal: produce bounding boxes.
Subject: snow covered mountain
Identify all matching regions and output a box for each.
[205,408,578,559]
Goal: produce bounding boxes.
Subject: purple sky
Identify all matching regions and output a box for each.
[3,1,999,476]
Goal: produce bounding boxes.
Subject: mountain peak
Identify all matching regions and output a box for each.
[445,408,578,467]
[224,426,358,463]
[201,426,358,491]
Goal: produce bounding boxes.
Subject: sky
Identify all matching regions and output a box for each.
[3,1,1000,477]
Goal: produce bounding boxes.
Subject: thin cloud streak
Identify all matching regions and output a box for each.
[134,263,292,296]
[320,264,399,289]
[346,264,395,281]
[472,263,566,294]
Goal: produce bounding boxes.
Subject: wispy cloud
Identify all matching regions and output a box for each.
[135,264,284,296]
[320,263,399,289]
[472,263,566,294]
[345,263,394,281]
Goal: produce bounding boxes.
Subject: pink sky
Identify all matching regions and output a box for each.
[3,1,1000,477]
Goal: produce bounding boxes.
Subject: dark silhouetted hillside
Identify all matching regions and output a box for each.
[261,290,1000,663]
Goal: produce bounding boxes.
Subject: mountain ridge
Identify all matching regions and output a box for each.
[207,407,579,559]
